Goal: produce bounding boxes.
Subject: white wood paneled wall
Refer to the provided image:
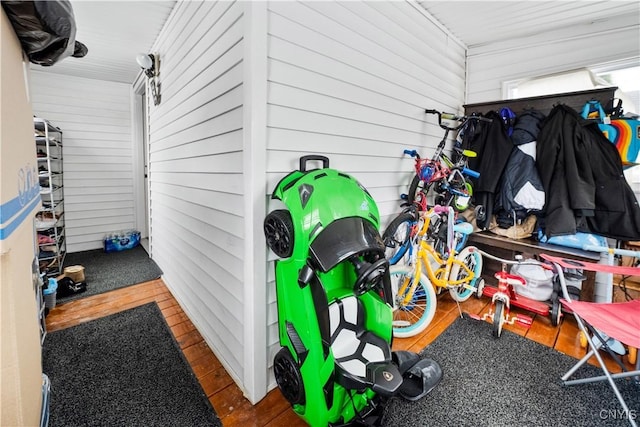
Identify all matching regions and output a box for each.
[264,0,466,391]
[466,13,640,103]
[143,0,466,403]
[29,71,134,253]
[144,0,248,398]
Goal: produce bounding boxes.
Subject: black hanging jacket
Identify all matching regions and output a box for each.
[536,104,640,240]
[466,110,513,194]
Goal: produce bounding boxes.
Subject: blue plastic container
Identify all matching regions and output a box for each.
[43,278,58,309]
[104,230,141,253]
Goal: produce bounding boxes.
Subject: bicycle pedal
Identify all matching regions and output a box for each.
[466,313,482,321]
[515,315,533,328]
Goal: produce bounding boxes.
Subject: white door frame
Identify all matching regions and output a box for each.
[131,73,150,252]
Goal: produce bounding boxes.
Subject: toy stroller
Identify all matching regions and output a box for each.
[264,155,443,426]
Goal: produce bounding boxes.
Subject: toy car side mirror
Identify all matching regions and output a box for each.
[298,264,314,288]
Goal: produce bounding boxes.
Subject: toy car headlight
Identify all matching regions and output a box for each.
[309,217,385,273]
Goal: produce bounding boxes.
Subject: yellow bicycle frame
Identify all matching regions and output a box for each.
[397,208,476,306]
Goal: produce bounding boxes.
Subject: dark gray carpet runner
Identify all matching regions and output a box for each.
[383,315,639,426]
[59,245,162,303]
[42,303,221,427]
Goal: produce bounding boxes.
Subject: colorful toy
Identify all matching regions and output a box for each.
[471,251,565,337]
[264,155,442,426]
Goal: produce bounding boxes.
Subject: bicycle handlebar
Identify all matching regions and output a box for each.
[403,149,419,159]
[474,248,545,267]
[425,108,492,131]
[462,167,480,179]
[495,271,527,286]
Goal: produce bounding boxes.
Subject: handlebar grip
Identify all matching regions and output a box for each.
[425,109,438,115]
[506,277,526,286]
[462,167,480,179]
[495,270,526,285]
[299,155,329,172]
[432,205,450,215]
[441,113,460,121]
[403,149,419,158]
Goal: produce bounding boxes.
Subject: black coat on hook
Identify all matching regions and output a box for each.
[536,104,640,240]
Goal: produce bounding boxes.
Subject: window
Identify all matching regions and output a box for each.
[504,60,640,115]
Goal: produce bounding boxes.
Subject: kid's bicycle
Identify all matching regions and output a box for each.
[383,204,470,266]
[389,205,483,338]
[403,109,490,211]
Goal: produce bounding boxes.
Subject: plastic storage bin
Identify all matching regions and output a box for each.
[43,278,58,310]
[510,260,554,301]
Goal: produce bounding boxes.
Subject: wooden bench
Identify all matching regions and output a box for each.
[468,231,601,302]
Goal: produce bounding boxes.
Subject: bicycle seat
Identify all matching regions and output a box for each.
[453,221,474,235]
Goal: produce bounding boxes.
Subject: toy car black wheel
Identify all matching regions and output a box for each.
[274,347,305,405]
[264,210,294,258]
[474,205,486,222]
[551,299,562,327]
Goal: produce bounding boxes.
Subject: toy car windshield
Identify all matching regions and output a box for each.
[309,217,385,272]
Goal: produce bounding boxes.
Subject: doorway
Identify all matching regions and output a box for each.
[133,78,150,253]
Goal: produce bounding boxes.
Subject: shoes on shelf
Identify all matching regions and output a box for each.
[35,212,59,229]
[38,234,55,245]
[41,245,57,253]
[38,250,56,259]
[39,184,60,194]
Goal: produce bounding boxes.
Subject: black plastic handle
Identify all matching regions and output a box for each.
[300,155,330,172]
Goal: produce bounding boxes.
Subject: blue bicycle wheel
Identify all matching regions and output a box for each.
[389,266,437,338]
[383,212,415,265]
[448,246,483,302]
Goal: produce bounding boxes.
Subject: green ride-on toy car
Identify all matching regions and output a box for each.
[264,155,442,426]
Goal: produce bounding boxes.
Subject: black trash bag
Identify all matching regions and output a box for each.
[2,0,87,66]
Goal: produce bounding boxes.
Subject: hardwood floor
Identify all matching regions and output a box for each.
[45,278,635,426]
